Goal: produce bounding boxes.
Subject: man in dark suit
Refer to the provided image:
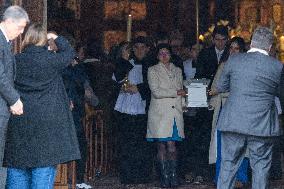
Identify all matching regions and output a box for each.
[169,30,186,79]
[0,6,29,187]
[217,27,282,189]
[196,25,228,81]
[190,26,229,182]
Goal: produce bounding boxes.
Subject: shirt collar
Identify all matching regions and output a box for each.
[0,25,9,42]
[247,48,269,56]
[215,47,224,54]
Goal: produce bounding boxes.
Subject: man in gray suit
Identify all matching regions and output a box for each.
[216,27,283,189]
[0,6,29,187]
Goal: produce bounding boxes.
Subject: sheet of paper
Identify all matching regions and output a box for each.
[186,83,208,107]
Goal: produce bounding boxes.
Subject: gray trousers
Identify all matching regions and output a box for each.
[217,132,274,189]
[0,116,9,188]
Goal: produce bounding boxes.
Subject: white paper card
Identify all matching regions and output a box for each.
[185,82,208,107]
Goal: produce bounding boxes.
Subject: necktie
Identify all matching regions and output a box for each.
[217,51,222,63]
[8,41,13,52]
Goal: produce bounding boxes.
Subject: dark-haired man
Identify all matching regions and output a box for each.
[196,25,228,80]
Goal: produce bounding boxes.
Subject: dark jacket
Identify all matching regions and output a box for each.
[62,63,89,118]
[195,46,226,81]
[0,30,20,117]
[4,36,81,168]
[280,67,284,112]
[171,54,186,80]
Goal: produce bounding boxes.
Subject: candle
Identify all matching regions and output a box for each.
[126,14,132,42]
[280,36,284,51]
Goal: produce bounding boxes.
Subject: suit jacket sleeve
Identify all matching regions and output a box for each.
[195,49,207,79]
[137,62,151,100]
[216,59,231,93]
[172,54,186,80]
[50,36,75,71]
[148,67,178,99]
[0,45,20,105]
[195,47,218,82]
[179,69,186,107]
[279,67,284,112]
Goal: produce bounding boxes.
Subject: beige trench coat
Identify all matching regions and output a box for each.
[208,62,228,164]
[147,63,185,139]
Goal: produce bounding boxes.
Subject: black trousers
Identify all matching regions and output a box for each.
[72,112,87,183]
[185,108,214,180]
[115,112,154,184]
[178,113,195,178]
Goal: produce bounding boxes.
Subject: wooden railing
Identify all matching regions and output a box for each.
[54,161,76,189]
[83,104,115,181]
[54,104,115,188]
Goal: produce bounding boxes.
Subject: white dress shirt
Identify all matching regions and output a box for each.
[183,58,196,80]
[215,47,224,63]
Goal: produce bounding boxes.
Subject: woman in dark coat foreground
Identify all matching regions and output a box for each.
[3,23,80,189]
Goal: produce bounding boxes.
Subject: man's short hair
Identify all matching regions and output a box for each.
[251,26,274,51]
[3,5,29,23]
[169,29,184,42]
[155,32,169,43]
[213,25,228,38]
[133,36,150,47]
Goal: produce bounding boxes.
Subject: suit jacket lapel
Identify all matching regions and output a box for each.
[0,30,10,52]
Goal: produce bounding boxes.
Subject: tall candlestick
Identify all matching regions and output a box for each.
[127,14,132,42]
[196,0,199,48]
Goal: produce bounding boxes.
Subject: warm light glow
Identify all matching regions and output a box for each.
[279,36,284,51]
[199,34,204,41]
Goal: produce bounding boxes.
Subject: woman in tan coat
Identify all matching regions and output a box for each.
[147,44,187,188]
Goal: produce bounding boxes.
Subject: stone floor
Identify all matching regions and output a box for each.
[89,175,284,189]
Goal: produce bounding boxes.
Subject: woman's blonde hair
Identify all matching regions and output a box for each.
[22,23,47,49]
